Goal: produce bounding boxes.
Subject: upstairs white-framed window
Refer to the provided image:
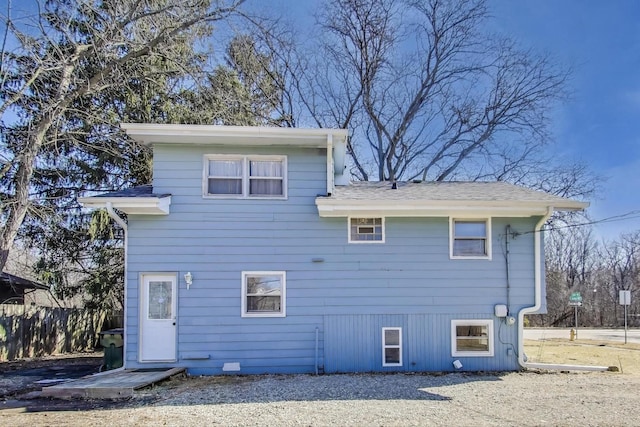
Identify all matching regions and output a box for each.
[451,319,494,357]
[349,217,385,243]
[450,218,491,259]
[204,155,287,199]
[241,271,286,318]
[382,327,402,367]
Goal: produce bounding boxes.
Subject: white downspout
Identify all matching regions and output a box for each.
[517,207,608,372]
[326,134,333,195]
[106,202,128,371]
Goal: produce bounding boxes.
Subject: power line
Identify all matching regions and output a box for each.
[547,210,640,232]
[513,209,640,236]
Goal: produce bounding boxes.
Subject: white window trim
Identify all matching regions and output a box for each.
[348,217,386,244]
[241,271,286,318]
[449,217,492,260]
[451,319,494,357]
[382,327,403,367]
[203,154,288,200]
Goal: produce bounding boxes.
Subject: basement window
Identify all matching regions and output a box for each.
[451,319,494,357]
[382,327,402,367]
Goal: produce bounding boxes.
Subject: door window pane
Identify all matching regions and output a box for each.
[148,281,172,320]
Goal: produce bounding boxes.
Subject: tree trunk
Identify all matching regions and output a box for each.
[0,115,54,273]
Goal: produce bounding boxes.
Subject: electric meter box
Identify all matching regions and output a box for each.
[494,304,508,317]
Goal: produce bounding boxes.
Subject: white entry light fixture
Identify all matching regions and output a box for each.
[184,272,193,289]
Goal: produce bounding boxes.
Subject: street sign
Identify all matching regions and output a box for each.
[620,290,632,344]
[620,290,631,306]
[569,292,582,338]
[569,292,582,307]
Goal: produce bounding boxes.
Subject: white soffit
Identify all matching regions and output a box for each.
[121,123,349,148]
[78,196,171,215]
[315,199,587,218]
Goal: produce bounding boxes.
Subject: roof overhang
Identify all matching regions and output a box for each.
[1,272,49,291]
[78,196,171,215]
[121,123,349,148]
[315,199,588,218]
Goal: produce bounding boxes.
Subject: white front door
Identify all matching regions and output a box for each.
[140,273,177,362]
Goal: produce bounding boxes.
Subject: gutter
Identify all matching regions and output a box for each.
[106,202,128,370]
[517,207,609,372]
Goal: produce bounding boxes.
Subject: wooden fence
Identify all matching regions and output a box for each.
[0,305,123,361]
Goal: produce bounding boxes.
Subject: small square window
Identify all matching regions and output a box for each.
[382,327,402,366]
[241,271,286,318]
[349,217,385,243]
[450,218,491,259]
[451,320,494,357]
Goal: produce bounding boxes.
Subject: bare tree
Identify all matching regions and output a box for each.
[0,0,245,273]
[600,232,640,326]
[541,226,599,326]
[293,0,571,184]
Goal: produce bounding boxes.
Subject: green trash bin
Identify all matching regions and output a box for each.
[99,328,124,371]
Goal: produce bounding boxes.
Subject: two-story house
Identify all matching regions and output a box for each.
[79,124,588,375]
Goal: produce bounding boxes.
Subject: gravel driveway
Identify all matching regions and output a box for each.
[3,370,639,426]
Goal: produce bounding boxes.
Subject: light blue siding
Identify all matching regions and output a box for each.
[125,142,541,374]
[324,314,520,373]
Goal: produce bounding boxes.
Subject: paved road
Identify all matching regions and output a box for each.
[524,328,640,344]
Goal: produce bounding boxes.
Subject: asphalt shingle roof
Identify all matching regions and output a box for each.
[327,181,584,206]
[90,185,170,199]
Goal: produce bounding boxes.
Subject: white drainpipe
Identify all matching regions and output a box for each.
[326,134,333,195]
[106,202,128,370]
[517,207,608,372]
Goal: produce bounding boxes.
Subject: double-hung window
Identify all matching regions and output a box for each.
[349,217,384,243]
[382,327,402,366]
[450,218,491,259]
[205,155,286,199]
[451,319,494,357]
[241,271,286,317]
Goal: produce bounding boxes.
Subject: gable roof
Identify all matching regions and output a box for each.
[316,181,589,217]
[78,185,172,215]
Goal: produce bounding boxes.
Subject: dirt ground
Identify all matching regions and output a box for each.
[1,338,639,425]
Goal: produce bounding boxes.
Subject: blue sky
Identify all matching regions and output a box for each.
[269,0,640,240]
[489,0,640,239]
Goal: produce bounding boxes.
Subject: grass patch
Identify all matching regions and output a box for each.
[524,339,640,375]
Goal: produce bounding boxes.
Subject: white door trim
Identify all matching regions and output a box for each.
[139,272,178,362]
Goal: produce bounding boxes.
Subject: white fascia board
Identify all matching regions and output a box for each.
[78,196,171,215]
[316,199,587,218]
[121,123,349,148]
